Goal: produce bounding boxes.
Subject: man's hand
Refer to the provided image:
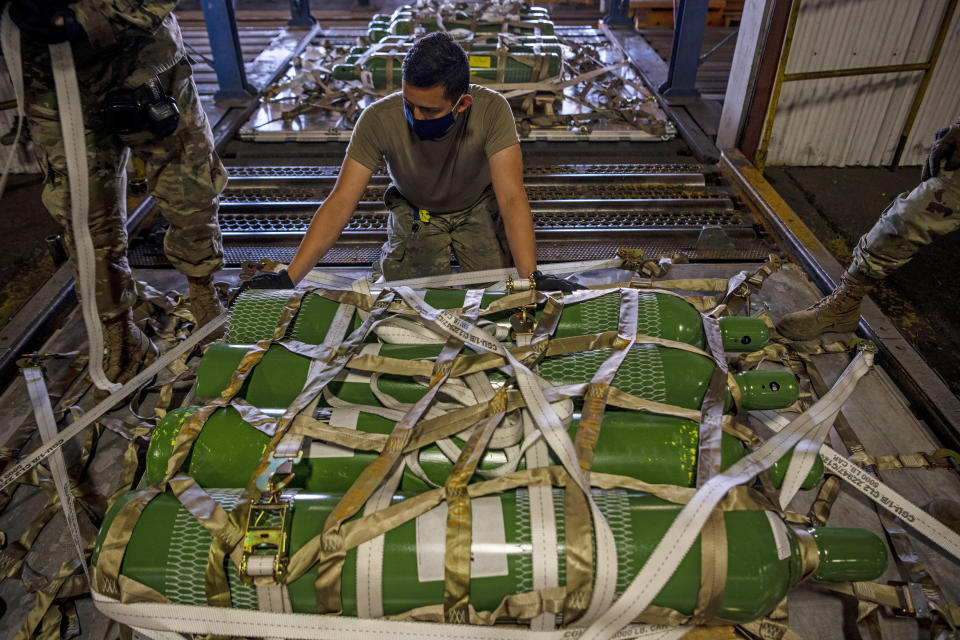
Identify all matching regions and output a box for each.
[229,269,294,306]
[533,270,586,293]
[10,1,85,44]
[922,123,960,181]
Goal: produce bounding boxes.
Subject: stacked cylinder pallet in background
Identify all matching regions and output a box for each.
[333,2,562,89]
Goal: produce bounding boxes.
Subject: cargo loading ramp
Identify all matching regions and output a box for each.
[127,160,772,270]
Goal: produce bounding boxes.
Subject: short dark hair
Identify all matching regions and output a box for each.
[402,32,469,102]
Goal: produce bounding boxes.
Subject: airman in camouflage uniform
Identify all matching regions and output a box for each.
[379,185,511,279]
[777,118,960,340]
[6,0,225,383]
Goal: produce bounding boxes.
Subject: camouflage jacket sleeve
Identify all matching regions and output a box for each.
[72,0,178,49]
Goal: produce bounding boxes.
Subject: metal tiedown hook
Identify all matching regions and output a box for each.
[505,273,537,344]
[239,257,284,282]
[16,351,81,370]
[242,436,304,583]
[240,491,293,585]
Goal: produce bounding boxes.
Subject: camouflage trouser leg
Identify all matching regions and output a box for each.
[448,191,512,273]
[849,169,960,281]
[378,186,511,280]
[26,58,224,320]
[28,94,136,321]
[123,59,225,278]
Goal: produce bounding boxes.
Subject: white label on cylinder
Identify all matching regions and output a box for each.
[765,510,792,560]
[308,407,357,458]
[415,496,509,582]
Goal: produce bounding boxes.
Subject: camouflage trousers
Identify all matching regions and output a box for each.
[378,185,511,280]
[849,168,960,281]
[26,58,225,321]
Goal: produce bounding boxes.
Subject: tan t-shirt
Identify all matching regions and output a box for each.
[346,84,520,213]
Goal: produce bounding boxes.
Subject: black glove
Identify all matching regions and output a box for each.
[532,270,587,293]
[230,269,295,306]
[922,123,960,181]
[10,1,85,44]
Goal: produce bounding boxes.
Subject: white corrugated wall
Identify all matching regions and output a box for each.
[764,0,959,167]
[900,11,960,165]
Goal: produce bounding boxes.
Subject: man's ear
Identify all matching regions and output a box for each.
[456,94,473,113]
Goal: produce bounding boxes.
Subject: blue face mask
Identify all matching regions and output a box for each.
[404,98,461,140]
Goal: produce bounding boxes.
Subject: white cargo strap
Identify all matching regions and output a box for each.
[755,410,960,562]
[290,299,359,427]
[249,544,293,640]
[49,41,119,392]
[23,367,91,584]
[349,278,370,323]
[92,592,688,640]
[300,259,623,290]
[249,561,292,616]
[0,7,25,199]
[323,291,358,347]
[0,311,228,493]
[356,460,404,618]
[777,348,879,508]
[522,409,559,631]
[579,350,874,640]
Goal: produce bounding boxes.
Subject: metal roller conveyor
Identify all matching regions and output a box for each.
[217,206,744,235]
[224,163,707,183]
[219,184,728,205]
[129,159,767,267]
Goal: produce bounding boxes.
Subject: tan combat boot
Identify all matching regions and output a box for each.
[776,272,876,340]
[187,274,226,328]
[102,310,158,386]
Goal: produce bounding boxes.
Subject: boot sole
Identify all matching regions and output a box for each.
[777,318,860,341]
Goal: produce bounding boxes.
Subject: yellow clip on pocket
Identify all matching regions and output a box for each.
[418,209,431,223]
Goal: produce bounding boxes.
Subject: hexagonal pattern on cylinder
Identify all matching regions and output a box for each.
[539,345,667,401]
[163,489,258,609]
[573,291,662,336]
[228,290,295,344]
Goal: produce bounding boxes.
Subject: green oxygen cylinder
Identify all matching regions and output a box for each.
[142,406,824,493]
[387,16,556,38]
[229,289,769,352]
[389,4,551,19]
[346,35,562,56]
[550,291,769,352]
[227,289,508,345]
[536,344,799,412]
[94,488,887,622]
[193,342,797,413]
[368,24,390,42]
[409,410,823,492]
[332,50,560,87]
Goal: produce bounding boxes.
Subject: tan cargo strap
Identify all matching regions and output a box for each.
[850,449,958,471]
